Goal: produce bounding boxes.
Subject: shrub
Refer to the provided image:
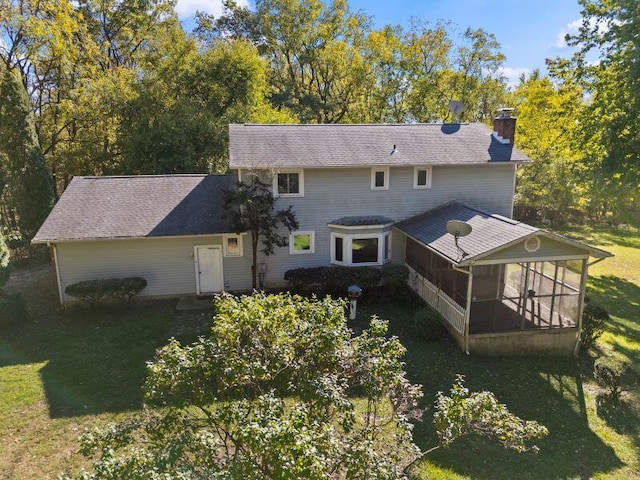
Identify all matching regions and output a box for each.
[381,263,409,298]
[581,299,609,351]
[69,293,424,479]
[594,356,628,402]
[284,266,381,296]
[413,308,445,341]
[65,277,147,307]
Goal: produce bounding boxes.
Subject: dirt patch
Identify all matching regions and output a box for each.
[2,263,61,321]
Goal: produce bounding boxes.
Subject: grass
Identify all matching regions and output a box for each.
[0,225,638,478]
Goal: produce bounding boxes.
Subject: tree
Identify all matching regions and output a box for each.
[551,0,640,223]
[0,67,54,238]
[223,179,298,289]
[511,73,585,225]
[70,293,424,479]
[0,221,9,290]
[256,0,371,123]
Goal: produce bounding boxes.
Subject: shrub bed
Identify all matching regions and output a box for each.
[284,266,382,297]
[65,277,147,307]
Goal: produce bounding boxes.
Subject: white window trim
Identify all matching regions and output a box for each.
[273,168,304,197]
[413,166,432,189]
[330,233,346,265]
[330,231,392,266]
[290,230,315,255]
[222,234,243,257]
[370,167,389,190]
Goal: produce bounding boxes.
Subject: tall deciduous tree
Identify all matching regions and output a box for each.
[256,0,371,123]
[512,73,585,225]
[0,68,54,238]
[553,0,640,223]
[223,179,298,289]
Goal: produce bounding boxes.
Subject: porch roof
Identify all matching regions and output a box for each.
[395,201,611,266]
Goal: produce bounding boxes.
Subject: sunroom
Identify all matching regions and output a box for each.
[394,202,612,355]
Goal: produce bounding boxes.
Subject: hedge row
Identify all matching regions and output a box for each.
[65,277,147,307]
[284,264,409,297]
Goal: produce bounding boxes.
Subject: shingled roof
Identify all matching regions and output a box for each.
[394,202,610,266]
[33,175,237,242]
[229,123,531,169]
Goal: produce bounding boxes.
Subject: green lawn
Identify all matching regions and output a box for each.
[0,226,638,479]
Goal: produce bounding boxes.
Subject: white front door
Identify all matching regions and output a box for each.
[195,246,223,294]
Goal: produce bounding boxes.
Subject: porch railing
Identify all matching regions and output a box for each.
[407,264,466,335]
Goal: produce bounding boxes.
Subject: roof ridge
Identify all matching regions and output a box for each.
[75,174,226,180]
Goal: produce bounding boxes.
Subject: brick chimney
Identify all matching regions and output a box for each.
[493,108,516,144]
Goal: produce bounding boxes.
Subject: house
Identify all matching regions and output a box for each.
[33,112,611,355]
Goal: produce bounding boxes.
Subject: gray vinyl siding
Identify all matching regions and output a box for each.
[246,164,517,287]
[55,236,253,302]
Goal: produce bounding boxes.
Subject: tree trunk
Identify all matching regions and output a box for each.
[252,233,258,289]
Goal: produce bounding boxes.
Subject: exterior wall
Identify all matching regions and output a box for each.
[445,321,578,356]
[55,236,253,303]
[481,236,588,263]
[244,164,517,287]
[467,329,578,356]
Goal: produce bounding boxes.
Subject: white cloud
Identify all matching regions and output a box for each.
[174,0,250,18]
[498,66,532,89]
[552,19,582,49]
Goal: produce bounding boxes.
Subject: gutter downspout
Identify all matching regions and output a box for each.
[50,243,64,306]
[452,264,473,355]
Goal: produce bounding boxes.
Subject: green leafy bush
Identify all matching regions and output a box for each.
[381,263,409,297]
[70,292,424,479]
[65,277,147,307]
[594,356,628,402]
[581,299,610,351]
[434,375,548,453]
[284,266,381,296]
[413,308,446,341]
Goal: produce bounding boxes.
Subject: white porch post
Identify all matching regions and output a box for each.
[464,266,473,354]
[573,258,589,356]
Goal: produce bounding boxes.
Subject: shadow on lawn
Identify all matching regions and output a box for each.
[0,300,188,418]
[355,300,626,480]
[402,339,624,479]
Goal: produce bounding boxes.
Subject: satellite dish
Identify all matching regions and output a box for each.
[446,220,472,239]
[448,100,465,120]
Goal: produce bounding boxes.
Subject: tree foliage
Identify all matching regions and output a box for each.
[71,293,424,479]
[0,67,54,238]
[223,179,298,288]
[433,375,549,453]
[549,0,640,223]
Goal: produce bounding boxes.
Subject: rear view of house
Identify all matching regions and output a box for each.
[34,113,611,354]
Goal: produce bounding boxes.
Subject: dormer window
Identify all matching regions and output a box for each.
[274,168,304,197]
[371,167,389,190]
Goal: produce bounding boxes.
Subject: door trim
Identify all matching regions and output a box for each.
[194,245,224,295]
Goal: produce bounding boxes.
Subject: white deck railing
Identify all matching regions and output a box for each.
[407,265,466,335]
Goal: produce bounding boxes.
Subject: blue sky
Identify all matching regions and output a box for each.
[176,0,585,86]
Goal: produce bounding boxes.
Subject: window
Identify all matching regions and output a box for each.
[352,237,378,263]
[274,169,304,197]
[223,235,243,257]
[330,231,391,266]
[413,166,432,189]
[334,235,344,263]
[370,167,389,190]
[290,231,315,254]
